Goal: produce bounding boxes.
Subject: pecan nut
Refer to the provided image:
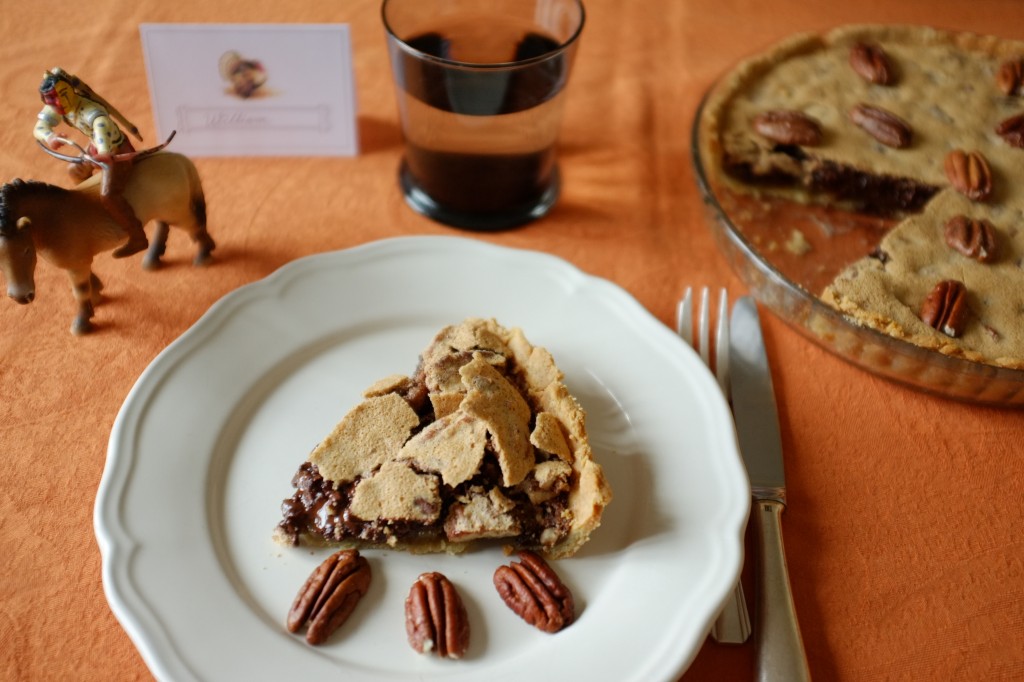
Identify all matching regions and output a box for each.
[944,149,992,202]
[849,41,895,85]
[996,57,1024,96]
[943,215,999,263]
[752,110,823,146]
[493,551,575,633]
[996,112,1024,148]
[920,280,970,338]
[849,103,912,148]
[286,549,371,645]
[405,572,470,659]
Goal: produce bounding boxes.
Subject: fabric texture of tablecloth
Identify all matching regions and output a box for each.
[1,1,1023,680]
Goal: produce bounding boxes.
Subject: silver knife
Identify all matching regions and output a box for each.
[730,297,811,682]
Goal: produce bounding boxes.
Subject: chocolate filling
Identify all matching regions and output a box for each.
[722,149,940,215]
[808,160,939,214]
[276,455,571,551]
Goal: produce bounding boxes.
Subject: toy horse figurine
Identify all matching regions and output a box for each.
[0,146,215,334]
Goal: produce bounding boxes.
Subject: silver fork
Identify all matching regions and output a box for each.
[677,286,752,645]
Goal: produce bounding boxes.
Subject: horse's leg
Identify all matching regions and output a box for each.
[143,221,169,270]
[90,272,104,305]
[67,268,96,335]
[192,226,216,267]
[185,192,215,267]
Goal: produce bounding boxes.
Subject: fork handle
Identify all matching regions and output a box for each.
[711,581,751,643]
[754,500,811,682]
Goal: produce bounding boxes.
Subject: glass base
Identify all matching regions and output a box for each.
[398,162,560,231]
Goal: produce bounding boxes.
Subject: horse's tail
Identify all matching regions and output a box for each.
[192,189,207,230]
[184,157,208,229]
[183,156,215,258]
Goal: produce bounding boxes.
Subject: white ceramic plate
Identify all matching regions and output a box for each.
[95,236,748,682]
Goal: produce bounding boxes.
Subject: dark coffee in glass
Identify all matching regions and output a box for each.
[383,0,585,230]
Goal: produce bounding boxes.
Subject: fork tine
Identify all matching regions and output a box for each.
[714,288,730,400]
[677,287,694,345]
[698,287,711,367]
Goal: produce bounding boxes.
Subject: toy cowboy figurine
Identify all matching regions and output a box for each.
[33,68,149,258]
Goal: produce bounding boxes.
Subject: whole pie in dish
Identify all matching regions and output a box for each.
[701,24,1024,369]
[275,318,612,559]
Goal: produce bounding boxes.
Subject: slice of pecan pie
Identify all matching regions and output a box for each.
[275,318,612,559]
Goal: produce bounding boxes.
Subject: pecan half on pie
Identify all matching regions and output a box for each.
[275,318,612,559]
[701,24,1024,369]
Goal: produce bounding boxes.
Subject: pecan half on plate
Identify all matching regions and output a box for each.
[493,550,575,633]
[286,549,372,645]
[405,572,470,659]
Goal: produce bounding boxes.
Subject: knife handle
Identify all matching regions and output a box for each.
[754,499,811,682]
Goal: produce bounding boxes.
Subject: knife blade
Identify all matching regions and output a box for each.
[730,296,811,682]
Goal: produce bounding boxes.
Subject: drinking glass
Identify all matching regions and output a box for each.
[382,0,585,230]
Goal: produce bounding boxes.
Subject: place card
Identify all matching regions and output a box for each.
[139,23,359,157]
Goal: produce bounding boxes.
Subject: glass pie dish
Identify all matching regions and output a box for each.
[692,93,1024,407]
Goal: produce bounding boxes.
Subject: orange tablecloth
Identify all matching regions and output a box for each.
[2,1,1023,680]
